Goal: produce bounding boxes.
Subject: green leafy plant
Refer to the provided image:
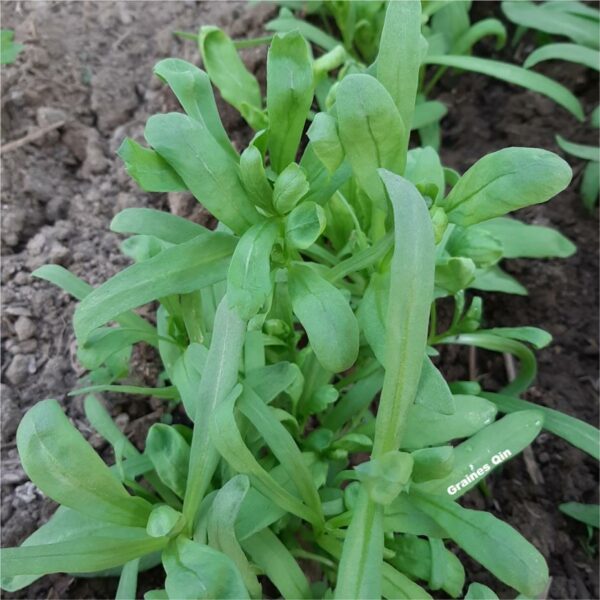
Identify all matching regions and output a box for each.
[1,29,23,65]
[2,3,598,599]
[501,0,600,210]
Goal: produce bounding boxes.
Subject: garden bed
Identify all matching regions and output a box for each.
[1,1,597,598]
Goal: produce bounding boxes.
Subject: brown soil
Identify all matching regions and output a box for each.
[1,1,598,599]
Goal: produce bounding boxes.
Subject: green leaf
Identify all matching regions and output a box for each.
[267,31,314,173]
[443,147,572,226]
[484,326,552,349]
[288,263,359,373]
[470,265,527,296]
[199,26,265,130]
[336,75,407,212]
[412,101,448,131]
[559,502,600,529]
[228,220,278,319]
[210,385,320,525]
[238,387,323,523]
[381,561,434,600]
[74,231,235,341]
[144,113,259,234]
[32,264,92,300]
[556,135,600,161]
[153,58,237,158]
[472,217,576,259]
[164,536,249,600]
[447,227,503,268]
[416,410,544,498]
[265,8,339,52]
[525,43,600,71]
[335,486,384,599]
[453,18,507,54]
[116,558,139,600]
[424,55,584,121]
[172,343,207,419]
[435,257,476,294]
[581,161,599,211]
[411,446,455,483]
[306,112,344,173]
[17,400,152,527]
[0,29,23,64]
[183,298,247,529]
[483,392,600,460]
[402,395,498,450]
[208,475,261,597]
[414,357,455,415]
[273,162,310,214]
[111,208,208,244]
[411,492,549,597]
[285,201,326,249]
[240,144,274,214]
[242,528,311,599]
[1,532,166,581]
[465,583,499,599]
[405,146,445,202]
[355,451,414,506]
[375,0,422,132]
[146,504,182,538]
[146,424,190,498]
[117,139,187,193]
[501,1,599,49]
[373,172,435,457]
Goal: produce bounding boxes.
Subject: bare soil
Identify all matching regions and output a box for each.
[1,1,598,599]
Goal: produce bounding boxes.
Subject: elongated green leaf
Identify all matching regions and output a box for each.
[164,537,249,600]
[470,265,527,296]
[424,55,584,120]
[501,1,599,49]
[111,208,208,244]
[0,29,23,65]
[337,75,407,212]
[17,400,152,527]
[211,386,320,525]
[483,392,600,460]
[382,561,434,600]
[484,326,552,349]
[411,492,549,597]
[183,298,246,529]
[228,220,278,319]
[473,217,576,259]
[1,533,166,580]
[559,502,600,529]
[117,139,187,192]
[240,145,274,214]
[242,528,311,600]
[415,357,455,414]
[144,113,259,234]
[556,135,600,161]
[273,162,310,214]
[238,387,323,524]
[245,361,304,405]
[199,26,265,130]
[373,172,435,457]
[116,558,139,600]
[288,263,359,373]
[32,264,92,300]
[154,58,236,157]
[581,160,599,211]
[335,486,384,599]
[525,43,600,71]
[208,476,261,597]
[443,147,572,226]
[402,395,498,450]
[454,18,506,54]
[267,31,313,173]
[84,395,137,457]
[416,411,543,498]
[376,0,422,132]
[74,231,235,341]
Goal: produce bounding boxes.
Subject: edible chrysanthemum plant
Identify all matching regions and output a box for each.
[2,2,599,599]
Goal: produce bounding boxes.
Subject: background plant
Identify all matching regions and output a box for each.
[501,0,600,210]
[1,2,598,599]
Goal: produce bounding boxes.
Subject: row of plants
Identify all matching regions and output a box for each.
[1,1,598,599]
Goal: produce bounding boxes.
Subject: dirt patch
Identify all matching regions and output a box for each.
[0,1,598,599]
